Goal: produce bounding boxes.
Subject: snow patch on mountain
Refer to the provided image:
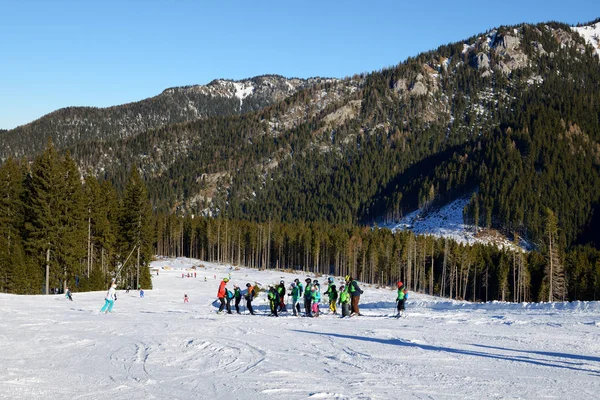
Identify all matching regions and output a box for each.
[384,196,529,251]
[572,22,600,56]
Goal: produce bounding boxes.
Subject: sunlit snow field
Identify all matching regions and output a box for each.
[1,257,599,399]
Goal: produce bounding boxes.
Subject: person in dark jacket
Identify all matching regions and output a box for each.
[277,280,287,313]
[345,275,363,316]
[245,283,256,315]
[303,278,313,317]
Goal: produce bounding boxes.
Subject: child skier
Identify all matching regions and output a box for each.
[268,285,279,317]
[100,283,117,314]
[217,277,232,314]
[277,280,287,313]
[311,280,321,317]
[65,287,73,301]
[233,284,242,314]
[290,282,301,316]
[396,282,407,317]
[184,294,189,303]
[294,279,303,315]
[245,283,256,315]
[325,277,338,314]
[303,278,313,317]
[338,284,350,317]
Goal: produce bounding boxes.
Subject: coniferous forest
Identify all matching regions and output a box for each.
[0,144,154,294]
[1,21,600,301]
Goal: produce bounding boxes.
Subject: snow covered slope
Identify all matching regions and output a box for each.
[1,258,599,399]
[385,196,529,250]
[572,22,600,56]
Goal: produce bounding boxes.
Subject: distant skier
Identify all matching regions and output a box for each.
[100,283,117,314]
[244,283,256,315]
[338,284,350,317]
[303,278,313,317]
[268,285,279,317]
[184,294,189,303]
[65,287,73,301]
[396,281,406,317]
[233,284,242,314]
[290,282,301,316]
[126,285,131,293]
[345,276,363,316]
[325,277,338,314]
[217,278,232,314]
[140,289,145,298]
[277,280,287,313]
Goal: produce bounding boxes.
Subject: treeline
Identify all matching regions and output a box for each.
[154,213,600,302]
[0,142,154,294]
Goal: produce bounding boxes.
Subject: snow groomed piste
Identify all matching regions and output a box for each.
[1,257,599,399]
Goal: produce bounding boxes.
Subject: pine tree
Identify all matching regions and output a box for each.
[119,168,154,289]
[544,208,565,301]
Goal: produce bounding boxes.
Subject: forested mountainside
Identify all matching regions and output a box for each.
[2,19,600,301]
[0,75,319,161]
[61,20,600,250]
[2,20,599,252]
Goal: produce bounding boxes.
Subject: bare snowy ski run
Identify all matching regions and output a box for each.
[1,258,599,399]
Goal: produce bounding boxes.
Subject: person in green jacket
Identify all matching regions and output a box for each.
[268,285,279,317]
[345,275,363,316]
[396,281,406,317]
[290,282,301,316]
[303,278,313,317]
[338,284,351,317]
[325,277,338,314]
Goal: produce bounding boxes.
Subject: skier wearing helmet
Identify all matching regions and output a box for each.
[396,281,406,317]
[268,285,279,317]
[290,282,301,316]
[244,283,256,315]
[303,278,313,317]
[277,280,287,313]
[217,277,231,314]
[325,277,338,314]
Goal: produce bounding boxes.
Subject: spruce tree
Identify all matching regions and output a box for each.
[119,168,154,289]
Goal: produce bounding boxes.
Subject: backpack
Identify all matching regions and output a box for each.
[226,289,234,300]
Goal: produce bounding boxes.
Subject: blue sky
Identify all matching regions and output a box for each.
[1,0,597,129]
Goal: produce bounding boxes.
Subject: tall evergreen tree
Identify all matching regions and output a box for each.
[119,168,154,289]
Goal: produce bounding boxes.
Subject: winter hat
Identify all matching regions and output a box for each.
[305,278,312,283]
[328,277,334,283]
[223,278,229,282]
[291,282,296,287]
[397,281,403,288]
[246,283,251,287]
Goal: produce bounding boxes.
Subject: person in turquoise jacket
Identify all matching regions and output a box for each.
[311,280,321,316]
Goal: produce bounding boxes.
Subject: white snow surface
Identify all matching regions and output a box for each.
[1,258,599,399]
[572,22,600,56]
[385,196,529,250]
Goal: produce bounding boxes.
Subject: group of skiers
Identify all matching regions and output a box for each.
[216,275,365,318]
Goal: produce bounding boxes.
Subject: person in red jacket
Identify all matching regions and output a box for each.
[217,278,231,314]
